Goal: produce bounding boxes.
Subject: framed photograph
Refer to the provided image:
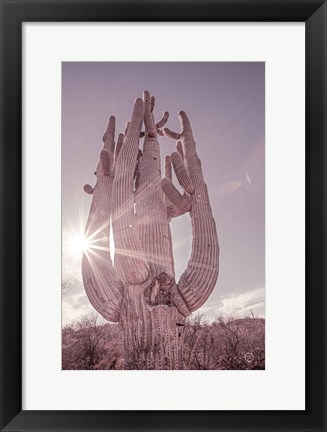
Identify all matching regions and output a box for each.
[0,0,326,431]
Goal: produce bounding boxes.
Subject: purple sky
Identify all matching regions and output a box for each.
[62,62,265,324]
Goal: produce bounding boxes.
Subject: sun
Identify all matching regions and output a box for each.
[68,233,90,257]
[64,221,116,263]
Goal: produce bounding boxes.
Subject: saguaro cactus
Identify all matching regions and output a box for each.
[82,92,219,369]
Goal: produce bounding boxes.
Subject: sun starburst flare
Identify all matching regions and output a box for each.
[69,234,90,256]
[64,229,116,260]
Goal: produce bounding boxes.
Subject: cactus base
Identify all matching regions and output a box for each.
[119,283,185,370]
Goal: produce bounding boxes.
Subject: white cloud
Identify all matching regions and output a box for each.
[197,285,265,321]
[62,287,93,324]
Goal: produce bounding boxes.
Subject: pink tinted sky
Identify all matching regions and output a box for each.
[62,62,265,324]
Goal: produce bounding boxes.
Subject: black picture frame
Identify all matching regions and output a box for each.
[0,0,326,431]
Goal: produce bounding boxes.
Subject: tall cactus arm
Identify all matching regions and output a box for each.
[162,111,219,312]
[114,133,124,171]
[176,140,184,158]
[170,151,194,195]
[165,155,172,181]
[163,155,173,211]
[82,116,123,322]
[134,91,174,277]
[111,98,149,285]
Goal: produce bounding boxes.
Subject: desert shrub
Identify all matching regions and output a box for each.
[62,313,265,370]
[181,315,265,370]
[62,313,123,370]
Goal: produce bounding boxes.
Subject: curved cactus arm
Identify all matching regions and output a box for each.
[163,111,219,312]
[156,111,169,129]
[112,98,149,285]
[135,91,174,277]
[160,177,191,213]
[82,116,123,322]
[163,128,180,140]
[140,90,169,138]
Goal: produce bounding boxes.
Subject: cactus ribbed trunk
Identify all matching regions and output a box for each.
[135,137,174,277]
[82,93,219,370]
[120,287,184,369]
